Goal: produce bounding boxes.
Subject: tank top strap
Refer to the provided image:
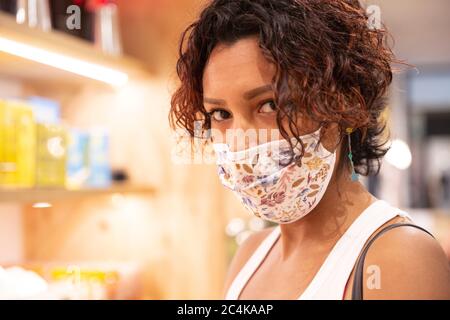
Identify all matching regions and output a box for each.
[225,199,413,300]
[225,225,281,300]
[298,200,412,299]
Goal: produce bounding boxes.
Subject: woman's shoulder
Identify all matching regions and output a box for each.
[356,215,450,299]
[222,226,276,297]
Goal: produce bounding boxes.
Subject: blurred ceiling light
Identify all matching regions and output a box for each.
[385,139,412,170]
[0,37,128,87]
[32,202,52,208]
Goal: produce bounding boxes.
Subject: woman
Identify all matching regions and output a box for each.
[170,0,450,299]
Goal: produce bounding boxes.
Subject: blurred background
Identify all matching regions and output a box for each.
[0,0,449,299]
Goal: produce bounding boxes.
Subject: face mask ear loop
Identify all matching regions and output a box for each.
[346,128,359,182]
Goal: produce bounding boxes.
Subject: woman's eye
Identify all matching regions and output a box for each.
[259,100,277,113]
[209,109,231,122]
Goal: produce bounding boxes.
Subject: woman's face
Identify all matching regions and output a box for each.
[202,36,339,154]
[203,37,316,150]
[202,36,344,185]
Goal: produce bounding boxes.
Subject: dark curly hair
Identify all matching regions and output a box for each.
[169,0,399,176]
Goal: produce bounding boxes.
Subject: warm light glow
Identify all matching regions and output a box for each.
[248,217,265,231]
[0,37,129,87]
[111,193,126,206]
[385,139,412,170]
[32,202,52,208]
[226,218,245,237]
[16,8,26,24]
[47,137,65,158]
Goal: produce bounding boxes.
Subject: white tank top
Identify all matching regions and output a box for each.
[225,200,413,300]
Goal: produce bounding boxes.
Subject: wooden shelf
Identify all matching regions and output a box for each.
[0,185,156,204]
[0,12,152,86]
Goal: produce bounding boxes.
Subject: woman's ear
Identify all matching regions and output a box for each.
[321,122,341,153]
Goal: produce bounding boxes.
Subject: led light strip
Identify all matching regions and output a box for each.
[0,37,129,87]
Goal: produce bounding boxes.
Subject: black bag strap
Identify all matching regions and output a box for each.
[351,222,435,300]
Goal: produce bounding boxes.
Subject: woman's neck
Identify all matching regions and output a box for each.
[278,171,377,260]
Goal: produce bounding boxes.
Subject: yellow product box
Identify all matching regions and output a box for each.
[14,102,36,187]
[36,123,67,187]
[0,100,18,186]
[0,100,37,188]
[0,100,36,187]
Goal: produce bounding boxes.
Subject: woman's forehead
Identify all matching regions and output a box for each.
[203,38,276,93]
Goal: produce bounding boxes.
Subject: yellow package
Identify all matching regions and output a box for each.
[14,102,36,187]
[0,100,18,186]
[36,123,67,187]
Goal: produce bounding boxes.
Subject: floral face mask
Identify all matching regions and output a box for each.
[212,128,336,224]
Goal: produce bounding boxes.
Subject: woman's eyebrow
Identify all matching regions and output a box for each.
[203,97,226,105]
[243,84,273,100]
[203,84,273,105]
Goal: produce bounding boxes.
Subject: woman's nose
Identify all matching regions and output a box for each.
[227,116,259,151]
